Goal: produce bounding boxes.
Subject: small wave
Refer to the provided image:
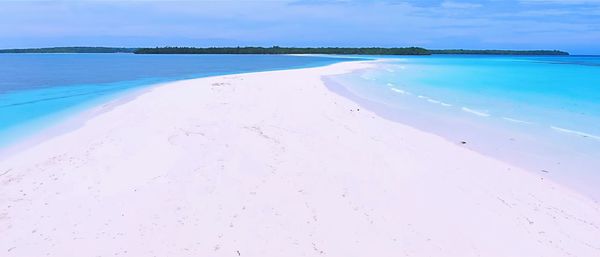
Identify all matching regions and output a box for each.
[386,83,394,87]
[502,117,533,124]
[0,89,116,109]
[551,126,600,141]
[385,68,395,73]
[390,88,409,95]
[415,95,452,107]
[426,99,452,107]
[461,107,490,117]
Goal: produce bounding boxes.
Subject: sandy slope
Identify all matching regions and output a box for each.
[1,61,599,257]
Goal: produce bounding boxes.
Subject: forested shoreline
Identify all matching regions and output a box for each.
[0,46,569,56]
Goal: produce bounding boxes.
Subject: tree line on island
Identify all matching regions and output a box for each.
[0,47,136,54]
[133,47,568,55]
[0,46,570,56]
[133,46,432,55]
[429,49,569,55]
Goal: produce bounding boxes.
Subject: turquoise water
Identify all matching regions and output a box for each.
[0,53,350,147]
[3,53,599,199]
[326,55,600,200]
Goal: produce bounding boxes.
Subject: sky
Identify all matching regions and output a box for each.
[0,0,599,54]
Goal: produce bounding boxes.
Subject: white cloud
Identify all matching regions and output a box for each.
[0,0,598,53]
[441,1,482,9]
[520,0,600,4]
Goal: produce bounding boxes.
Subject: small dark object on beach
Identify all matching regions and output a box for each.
[460,141,467,144]
[357,108,360,111]
[541,170,550,173]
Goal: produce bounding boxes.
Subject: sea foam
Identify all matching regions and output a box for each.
[390,88,410,95]
[502,117,533,124]
[461,107,490,117]
[413,94,452,107]
[551,126,600,141]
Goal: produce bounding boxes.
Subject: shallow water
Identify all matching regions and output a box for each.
[0,53,351,147]
[326,55,600,201]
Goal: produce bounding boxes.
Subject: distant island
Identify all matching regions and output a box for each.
[0,47,136,54]
[133,47,432,55]
[0,46,570,56]
[430,49,569,55]
[134,47,569,55]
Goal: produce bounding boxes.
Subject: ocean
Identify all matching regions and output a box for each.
[2,53,599,200]
[0,53,351,147]
[325,55,600,200]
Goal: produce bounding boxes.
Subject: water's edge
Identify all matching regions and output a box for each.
[322,70,599,203]
[0,60,354,159]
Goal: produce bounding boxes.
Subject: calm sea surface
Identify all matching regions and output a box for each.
[0,53,350,147]
[326,55,600,200]
[2,53,599,200]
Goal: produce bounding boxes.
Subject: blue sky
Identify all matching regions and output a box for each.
[0,0,599,54]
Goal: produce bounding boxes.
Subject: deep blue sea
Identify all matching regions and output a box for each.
[326,55,600,200]
[0,53,350,147]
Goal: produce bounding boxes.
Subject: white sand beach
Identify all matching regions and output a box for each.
[1,61,599,256]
